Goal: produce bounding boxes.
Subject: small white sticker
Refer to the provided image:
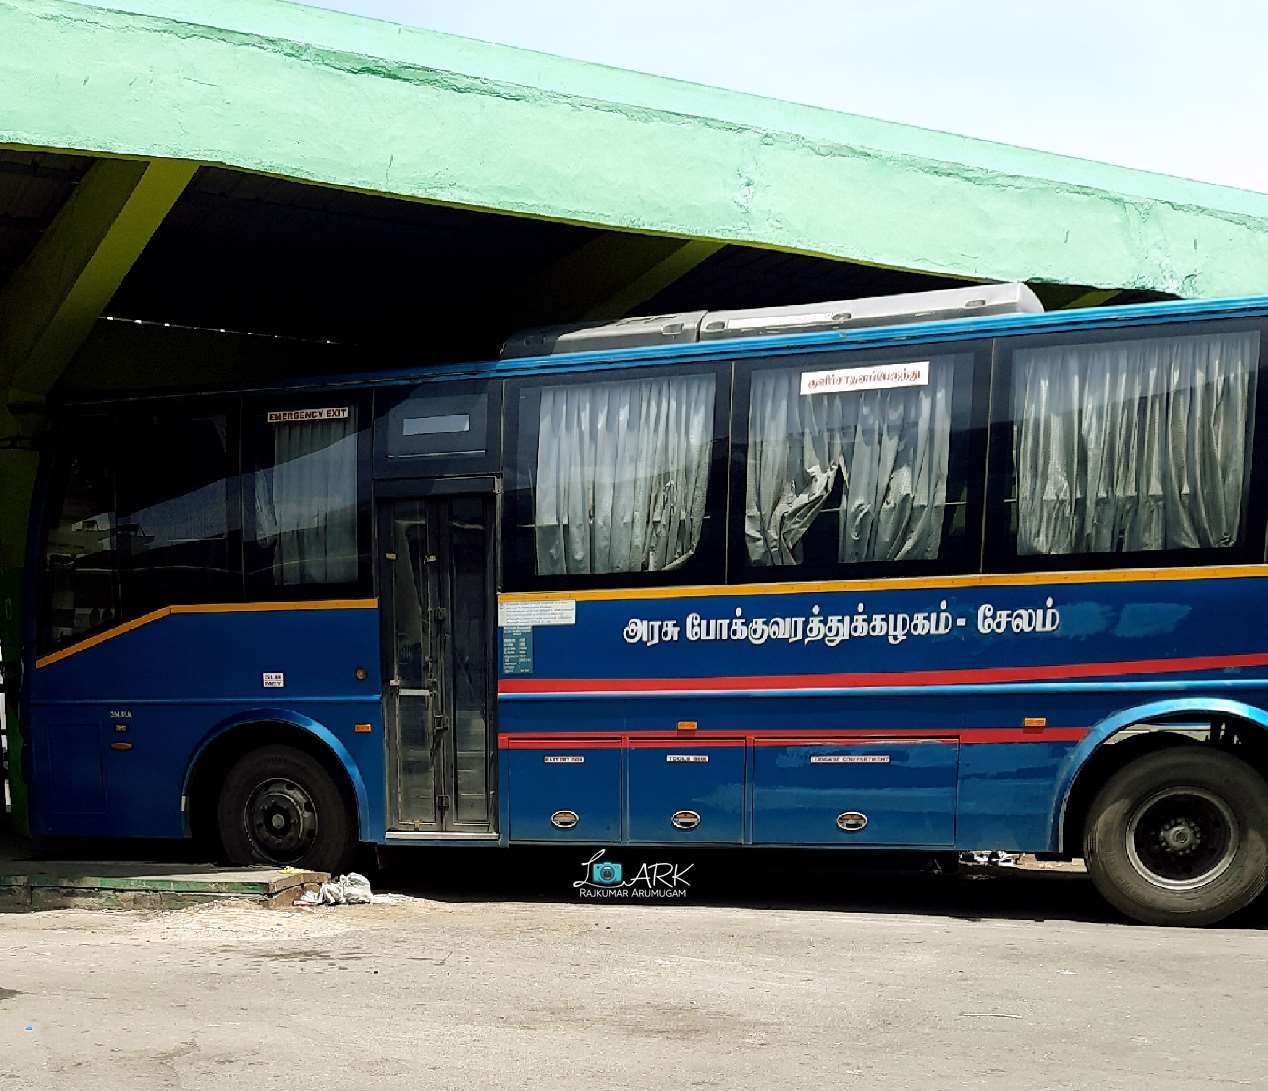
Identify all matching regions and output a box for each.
[800,361,929,396]
[810,754,891,764]
[543,755,584,764]
[262,672,285,688]
[498,599,576,627]
[665,754,709,763]
[267,407,349,423]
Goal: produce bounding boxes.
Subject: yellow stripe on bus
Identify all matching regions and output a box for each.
[35,599,378,669]
[497,563,1268,604]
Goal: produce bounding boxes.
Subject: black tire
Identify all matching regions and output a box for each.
[1083,747,1268,926]
[216,745,356,875]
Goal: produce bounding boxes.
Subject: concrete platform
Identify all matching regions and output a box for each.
[0,854,327,911]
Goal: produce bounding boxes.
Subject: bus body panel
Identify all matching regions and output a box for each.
[497,573,1265,693]
[27,563,1268,851]
[28,605,385,841]
[495,570,1268,850]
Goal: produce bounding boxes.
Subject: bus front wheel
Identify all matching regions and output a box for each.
[216,744,356,875]
[1083,747,1268,926]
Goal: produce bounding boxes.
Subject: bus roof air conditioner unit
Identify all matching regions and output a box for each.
[698,282,1043,341]
[499,283,1043,358]
[499,311,707,359]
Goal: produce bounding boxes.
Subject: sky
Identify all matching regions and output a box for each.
[294,0,1268,194]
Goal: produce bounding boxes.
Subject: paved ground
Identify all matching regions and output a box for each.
[1,849,1265,1090]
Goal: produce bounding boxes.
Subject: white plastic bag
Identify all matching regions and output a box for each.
[296,871,374,906]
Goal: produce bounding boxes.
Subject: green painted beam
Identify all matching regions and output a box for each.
[3,0,1268,300]
[517,234,722,325]
[0,153,194,832]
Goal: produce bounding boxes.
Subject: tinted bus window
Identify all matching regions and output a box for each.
[506,367,725,588]
[118,408,237,613]
[247,402,367,592]
[40,418,120,650]
[1001,326,1261,561]
[739,349,980,574]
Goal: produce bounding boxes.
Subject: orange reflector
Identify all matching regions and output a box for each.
[1022,717,1047,730]
[677,720,698,732]
[354,723,373,734]
[110,741,133,751]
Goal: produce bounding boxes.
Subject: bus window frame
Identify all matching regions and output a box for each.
[242,390,374,602]
[728,339,992,585]
[502,359,733,593]
[982,316,1268,574]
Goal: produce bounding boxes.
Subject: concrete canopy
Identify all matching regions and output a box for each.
[3,0,1268,302]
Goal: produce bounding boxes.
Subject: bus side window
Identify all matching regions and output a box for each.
[117,408,238,614]
[1002,326,1261,561]
[741,351,977,572]
[508,369,720,583]
[40,418,121,651]
[246,402,368,594]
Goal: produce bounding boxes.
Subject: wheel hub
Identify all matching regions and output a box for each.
[1159,818,1200,854]
[245,778,319,864]
[1126,786,1238,892]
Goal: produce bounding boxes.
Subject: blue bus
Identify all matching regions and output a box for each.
[24,283,1268,926]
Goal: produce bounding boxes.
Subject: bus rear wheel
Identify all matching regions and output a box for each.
[1083,747,1268,926]
[217,745,356,875]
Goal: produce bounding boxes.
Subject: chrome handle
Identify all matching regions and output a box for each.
[671,809,701,830]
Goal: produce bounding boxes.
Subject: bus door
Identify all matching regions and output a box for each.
[378,485,496,834]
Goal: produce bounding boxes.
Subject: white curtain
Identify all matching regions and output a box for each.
[254,418,359,584]
[534,374,715,575]
[1014,330,1259,555]
[745,359,957,565]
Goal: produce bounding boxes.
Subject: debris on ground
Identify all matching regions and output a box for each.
[961,851,1020,868]
[295,872,395,906]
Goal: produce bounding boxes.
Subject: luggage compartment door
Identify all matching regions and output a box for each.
[753,738,958,846]
[506,743,622,842]
[628,741,745,844]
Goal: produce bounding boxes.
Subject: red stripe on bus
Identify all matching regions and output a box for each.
[496,728,1089,748]
[750,736,958,746]
[498,651,1268,695]
[626,737,747,748]
[499,736,623,749]
[958,728,1089,744]
[503,728,1011,740]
